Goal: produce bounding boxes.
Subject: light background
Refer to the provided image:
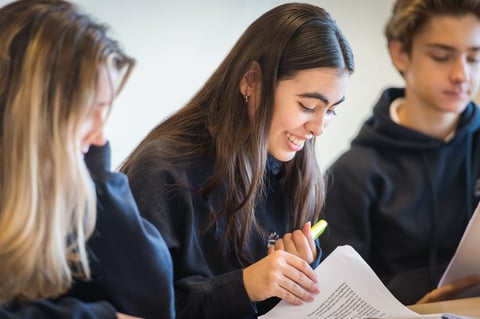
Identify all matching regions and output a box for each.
[3,0,404,170]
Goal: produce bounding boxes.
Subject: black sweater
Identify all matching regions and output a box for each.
[126,151,322,319]
[322,87,480,305]
[1,143,175,319]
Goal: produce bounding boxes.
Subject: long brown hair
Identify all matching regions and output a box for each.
[121,3,354,263]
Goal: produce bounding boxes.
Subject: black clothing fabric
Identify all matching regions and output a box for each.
[1,143,175,319]
[322,88,480,305]
[126,150,322,319]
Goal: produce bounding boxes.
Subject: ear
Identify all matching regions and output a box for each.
[388,40,409,75]
[239,61,262,98]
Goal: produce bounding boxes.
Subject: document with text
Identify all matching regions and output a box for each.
[438,202,480,298]
[260,245,453,319]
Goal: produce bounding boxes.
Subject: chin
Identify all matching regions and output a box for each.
[441,104,469,114]
[271,152,296,162]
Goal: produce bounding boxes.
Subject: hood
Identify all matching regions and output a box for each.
[352,87,480,150]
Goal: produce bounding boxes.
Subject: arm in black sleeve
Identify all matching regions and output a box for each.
[127,164,258,319]
[84,143,175,319]
[175,270,256,319]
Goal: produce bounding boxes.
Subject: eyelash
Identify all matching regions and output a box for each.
[431,55,480,64]
[327,109,337,116]
[299,103,315,113]
[431,55,449,62]
[299,103,337,116]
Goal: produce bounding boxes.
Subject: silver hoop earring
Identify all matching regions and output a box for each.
[244,94,249,104]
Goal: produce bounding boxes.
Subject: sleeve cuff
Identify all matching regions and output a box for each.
[207,269,257,318]
[311,242,323,269]
[84,142,112,180]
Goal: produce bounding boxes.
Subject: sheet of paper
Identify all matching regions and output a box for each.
[438,202,480,297]
[260,245,434,319]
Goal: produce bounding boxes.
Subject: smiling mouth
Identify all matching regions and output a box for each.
[285,131,305,147]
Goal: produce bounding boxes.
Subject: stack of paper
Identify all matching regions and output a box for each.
[260,245,470,319]
[438,203,480,298]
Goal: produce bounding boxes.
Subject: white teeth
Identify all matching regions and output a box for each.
[285,132,304,147]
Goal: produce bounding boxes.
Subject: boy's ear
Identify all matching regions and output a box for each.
[388,40,409,75]
[240,61,262,97]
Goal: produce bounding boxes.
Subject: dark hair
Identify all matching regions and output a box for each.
[385,0,480,53]
[121,2,354,263]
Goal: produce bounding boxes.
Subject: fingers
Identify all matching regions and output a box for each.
[416,274,480,304]
[272,226,317,263]
[303,222,317,254]
[284,250,319,285]
[302,221,312,237]
[275,266,317,305]
[243,250,320,305]
[270,251,320,304]
[116,313,142,319]
[268,243,275,255]
[275,237,285,251]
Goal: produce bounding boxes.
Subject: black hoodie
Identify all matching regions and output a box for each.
[322,87,480,305]
[126,150,322,319]
[1,143,175,319]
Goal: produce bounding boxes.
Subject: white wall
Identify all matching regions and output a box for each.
[2,0,404,170]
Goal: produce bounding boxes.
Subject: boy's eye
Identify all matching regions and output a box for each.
[431,54,449,62]
[467,55,480,63]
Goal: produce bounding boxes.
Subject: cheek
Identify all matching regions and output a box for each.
[273,109,306,132]
[79,119,94,143]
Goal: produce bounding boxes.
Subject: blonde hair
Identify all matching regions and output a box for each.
[0,0,134,303]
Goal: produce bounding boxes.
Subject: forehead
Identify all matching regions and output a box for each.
[414,14,480,50]
[96,65,114,104]
[277,67,349,103]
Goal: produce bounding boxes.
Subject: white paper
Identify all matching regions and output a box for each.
[260,245,442,319]
[438,202,480,297]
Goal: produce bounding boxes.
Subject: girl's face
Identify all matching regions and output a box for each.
[79,66,113,155]
[396,14,480,114]
[268,67,348,162]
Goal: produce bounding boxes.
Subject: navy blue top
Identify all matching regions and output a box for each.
[322,87,480,305]
[1,143,175,319]
[126,150,322,319]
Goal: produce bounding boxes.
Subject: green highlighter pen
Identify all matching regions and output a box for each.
[311,219,328,240]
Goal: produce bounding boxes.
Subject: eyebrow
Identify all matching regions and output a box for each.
[297,92,345,106]
[426,43,480,53]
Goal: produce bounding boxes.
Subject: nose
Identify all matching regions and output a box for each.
[305,112,326,137]
[88,110,107,147]
[450,57,469,83]
[84,106,108,148]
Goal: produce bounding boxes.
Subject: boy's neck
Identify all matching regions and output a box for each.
[391,97,459,141]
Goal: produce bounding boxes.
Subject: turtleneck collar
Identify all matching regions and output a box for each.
[266,154,282,175]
